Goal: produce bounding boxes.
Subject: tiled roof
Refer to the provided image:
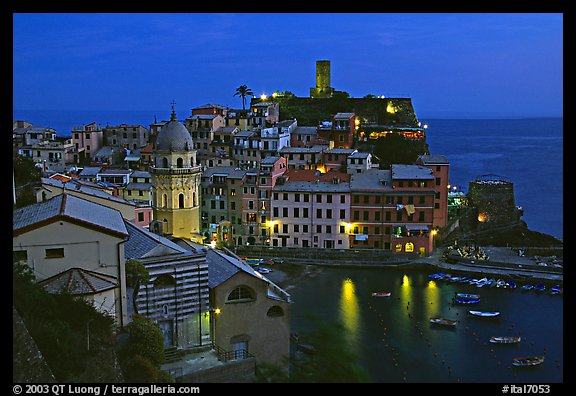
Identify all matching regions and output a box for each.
[417,155,450,165]
[13,194,128,238]
[40,178,134,206]
[39,268,117,295]
[124,221,190,260]
[350,169,393,191]
[391,164,435,180]
[206,249,262,288]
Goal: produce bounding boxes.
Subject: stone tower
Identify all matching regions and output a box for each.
[150,104,203,241]
[310,60,334,98]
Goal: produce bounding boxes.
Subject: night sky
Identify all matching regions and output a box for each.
[13,13,563,118]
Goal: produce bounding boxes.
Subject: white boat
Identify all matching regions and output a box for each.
[490,336,521,344]
[468,310,501,317]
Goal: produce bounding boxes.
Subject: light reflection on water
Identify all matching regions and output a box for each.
[292,267,563,383]
[339,278,360,347]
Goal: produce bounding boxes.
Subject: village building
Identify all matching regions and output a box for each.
[12,193,130,327]
[103,124,150,150]
[71,122,104,165]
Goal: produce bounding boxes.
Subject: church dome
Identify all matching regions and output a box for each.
[154,107,193,152]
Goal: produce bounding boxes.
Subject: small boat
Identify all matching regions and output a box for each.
[371,292,391,297]
[550,285,561,295]
[487,278,497,287]
[534,284,546,293]
[505,280,517,289]
[521,284,534,292]
[476,278,489,288]
[490,336,522,344]
[496,279,507,288]
[430,317,457,326]
[455,298,481,304]
[428,272,446,280]
[512,355,545,367]
[456,293,480,299]
[468,310,501,317]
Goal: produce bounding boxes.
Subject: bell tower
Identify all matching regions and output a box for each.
[150,103,203,241]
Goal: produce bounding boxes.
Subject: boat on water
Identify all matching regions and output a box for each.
[371,291,391,297]
[455,297,481,304]
[490,336,522,344]
[550,285,562,295]
[521,284,534,292]
[476,278,489,288]
[505,280,517,289]
[534,283,546,292]
[468,310,501,317]
[496,279,507,288]
[428,272,446,280]
[512,356,545,367]
[456,293,480,299]
[430,317,457,326]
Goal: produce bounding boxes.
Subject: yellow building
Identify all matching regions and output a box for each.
[150,106,203,242]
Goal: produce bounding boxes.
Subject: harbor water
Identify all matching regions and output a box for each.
[289,266,563,383]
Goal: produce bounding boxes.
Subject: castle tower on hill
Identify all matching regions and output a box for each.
[150,104,203,242]
[310,60,335,98]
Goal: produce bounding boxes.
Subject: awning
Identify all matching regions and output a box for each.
[355,235,368,241]
[405,224,430,231]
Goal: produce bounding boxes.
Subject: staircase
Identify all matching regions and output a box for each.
[164,347,183,364]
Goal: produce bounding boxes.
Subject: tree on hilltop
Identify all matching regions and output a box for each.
[233,84,254,110]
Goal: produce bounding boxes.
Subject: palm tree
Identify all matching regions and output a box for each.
[233,84,254,110]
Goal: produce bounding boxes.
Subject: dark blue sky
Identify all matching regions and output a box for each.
[13,13,563,118]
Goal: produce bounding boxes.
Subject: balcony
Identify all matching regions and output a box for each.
[149,166,202,175]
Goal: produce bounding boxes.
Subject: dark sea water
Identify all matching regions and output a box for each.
[289,266,563,383]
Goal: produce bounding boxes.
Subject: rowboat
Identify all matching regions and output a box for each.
[468,310,500,317]
[456,293,480,299]
[371,292,391,297]
[549,285,561,295]
[520,284,534,292]
[512,356,545,367]
[430,317,457,326]
[490,336,521,344]
[534,283,546,292]
[455,298,481,304]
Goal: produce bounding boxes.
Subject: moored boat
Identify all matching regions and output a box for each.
[371,291,391,297]
[468,310,500,317]
[490,336,521,344]
[534,283,546,293]
[430,317,457,326]
[496,279,506,288]
[512,355,545,367]
[456,293,480,299]
[521,284,534,292]
[455,297,481,304]
[549,285,561,295]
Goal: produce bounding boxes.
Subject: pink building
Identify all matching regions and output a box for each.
[71,122,104,165]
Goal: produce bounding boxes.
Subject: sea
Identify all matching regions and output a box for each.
[13,110,565,384]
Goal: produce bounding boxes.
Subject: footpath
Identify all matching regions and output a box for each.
[261,246,563,283]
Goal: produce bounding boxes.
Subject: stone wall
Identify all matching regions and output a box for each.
[177,357,256,383]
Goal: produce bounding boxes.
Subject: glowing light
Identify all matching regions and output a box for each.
[214,308,221,315]
[423,124,428,129]
[210,240,217,248]
[340,278,360,347]
[424,280,440,318]
[260,94,268,100]
[272,92,278,98]
[478,213,488,222]
[431,229,438,237]
[386,101,397,114]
